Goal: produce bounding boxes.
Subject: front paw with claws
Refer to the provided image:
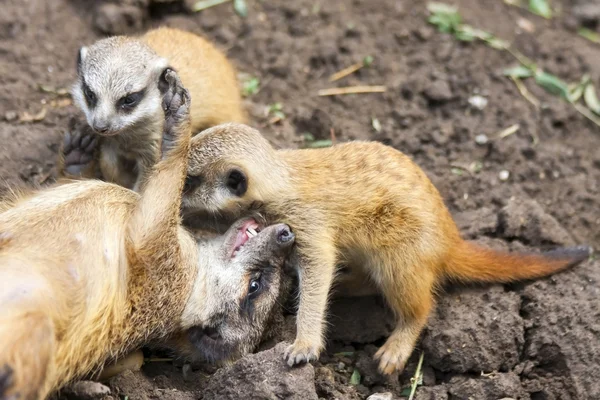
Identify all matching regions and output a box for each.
[61,128,98,177]
[160,69,191,159]
[283,340,321,367]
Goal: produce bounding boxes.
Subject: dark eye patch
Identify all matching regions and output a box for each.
[184,175,203,194]
[117,90,145,111]
[82,80,96,108]
[238,264,276,318]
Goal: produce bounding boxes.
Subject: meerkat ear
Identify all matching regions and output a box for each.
[77,46,88,74]
[155,57,173,94]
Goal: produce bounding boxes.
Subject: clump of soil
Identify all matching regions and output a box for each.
[2,0,599,398]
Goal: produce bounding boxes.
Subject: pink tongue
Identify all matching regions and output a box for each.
[233,230,249,252]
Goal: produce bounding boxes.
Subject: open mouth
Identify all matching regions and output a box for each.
[231,219,262,258]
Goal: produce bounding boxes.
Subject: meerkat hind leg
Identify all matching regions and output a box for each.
[373,258,435,375]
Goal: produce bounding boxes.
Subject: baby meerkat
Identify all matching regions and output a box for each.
[180,123,592,375]
[60,27,245,191]
[0,76,293,400]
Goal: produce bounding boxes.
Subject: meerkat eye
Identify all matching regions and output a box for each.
[184,175,202,193]
[226,169,247,197]
[248,276,262,298]
[82,82,96,107]
[117,90,145,111]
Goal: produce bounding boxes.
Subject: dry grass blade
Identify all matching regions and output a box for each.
[510,77,540,108]
[496,124,520,139]
[574,103,600,127]
[408,352,425,400]
[19,107,47,123]
[329,63,364,82]
[318,85,386,96]
[329,56,373,82]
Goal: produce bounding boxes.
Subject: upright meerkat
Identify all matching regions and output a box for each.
[0,76,294,400]
[60,27,245,191]
[180,123,592,375]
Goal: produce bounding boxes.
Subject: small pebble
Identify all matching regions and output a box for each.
[475,134,489,145]
[367,392,393,400]
[499,170,510,181]
[468,95,488,110]
[5,111,18,121]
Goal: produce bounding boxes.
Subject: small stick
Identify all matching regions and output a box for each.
[329,63,364,82]
[330,128,336,144]
[511,77,540,108]
[496,124,520,139]
[318,85,386,96]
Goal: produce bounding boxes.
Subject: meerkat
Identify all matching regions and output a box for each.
[59,26,245,191]
[0,75,294,400]
[179,123,592,375]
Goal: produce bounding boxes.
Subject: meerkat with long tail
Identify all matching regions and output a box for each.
[180,122,592,375]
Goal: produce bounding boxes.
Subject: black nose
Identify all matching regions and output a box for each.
[93,123,109,133]
[276,225,295,244]
[201,326,221,340]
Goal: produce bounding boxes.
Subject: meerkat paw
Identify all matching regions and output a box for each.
[373,339,411,375]
[160,69,191,158]
[283,339,321,367]
[61,129,98,177]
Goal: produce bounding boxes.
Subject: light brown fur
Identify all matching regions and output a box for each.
[0,76,292,400]
[59,27,245,191]
[181,123,592,375]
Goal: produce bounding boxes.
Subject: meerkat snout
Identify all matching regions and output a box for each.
[72,39,169,137]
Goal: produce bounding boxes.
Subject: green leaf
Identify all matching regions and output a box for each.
[584,82,600,115]
[333,351,355,357]
[350,369,361,385]
[302,132,315,142]
[528,0,552,18]
[534,71,569,99]
[363,55,374,67]
[192,0,230,12]
[578,27,600,43]
[451,167,464,176]
[233,0,248,17]
[400,387,412,397]
[427,2,462,33]
[305,139,333,148]
[504,65,533,78]
[242,77,260,97]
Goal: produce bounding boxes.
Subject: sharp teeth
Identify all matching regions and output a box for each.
[247,227,258,237]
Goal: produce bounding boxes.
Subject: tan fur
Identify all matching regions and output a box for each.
[0,73,197,400]
[59,27,245,191]
[182,123,591,375]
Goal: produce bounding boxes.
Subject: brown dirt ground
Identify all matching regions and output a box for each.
[1,0,599,399]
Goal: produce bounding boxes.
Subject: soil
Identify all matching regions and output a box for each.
[1,0,599,399]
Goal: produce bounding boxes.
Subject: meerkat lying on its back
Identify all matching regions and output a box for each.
[180,123,592,375]
[0,76,294,400]
[59,27,245,191]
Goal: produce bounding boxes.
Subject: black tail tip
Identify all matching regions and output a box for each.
[542,245,594,267]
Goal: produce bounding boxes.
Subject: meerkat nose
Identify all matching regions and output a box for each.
[276,225,294,244]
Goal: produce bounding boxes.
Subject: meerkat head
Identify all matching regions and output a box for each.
[72,37,171,136]
[180,217,295,363]
[182,123,283,221]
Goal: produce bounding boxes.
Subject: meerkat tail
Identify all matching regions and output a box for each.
[443,241,592,284]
